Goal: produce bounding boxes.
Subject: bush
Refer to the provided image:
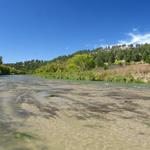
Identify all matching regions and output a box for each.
[0,65,10,75]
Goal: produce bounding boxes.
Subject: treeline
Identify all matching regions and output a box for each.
[6,60,48,74]
[35,43,150,82]
[1,43,150,82]
[41,43,150,68]
[0,57,47,75]
[0,56,20,75]
[94,44,150,66]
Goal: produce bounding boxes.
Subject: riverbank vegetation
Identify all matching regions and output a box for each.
[6,60,48,74]
[0,57,21,75]
[1,43,150,83]
[35,44,150,83]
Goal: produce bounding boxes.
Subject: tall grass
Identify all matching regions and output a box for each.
[36,64,150,83]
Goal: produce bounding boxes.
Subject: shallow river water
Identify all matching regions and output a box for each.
[0,75,150,150]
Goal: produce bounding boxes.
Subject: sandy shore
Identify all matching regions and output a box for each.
[0,76,150,150]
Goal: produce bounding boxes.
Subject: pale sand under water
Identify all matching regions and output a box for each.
[0,76,150,150]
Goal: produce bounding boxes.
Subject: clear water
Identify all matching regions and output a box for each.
[0,75,149,150]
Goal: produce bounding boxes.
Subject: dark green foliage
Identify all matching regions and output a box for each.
[6,60,48,74]
[0,56,3,65]
[94,44,150,64]
[0,64,21,75]
[0,65,10,75]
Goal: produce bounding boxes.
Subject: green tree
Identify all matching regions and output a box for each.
[0,65,10,75]
[0,56,3,65]
[67,54,95,71]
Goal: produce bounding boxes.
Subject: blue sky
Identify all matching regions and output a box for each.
[0,0,150,63]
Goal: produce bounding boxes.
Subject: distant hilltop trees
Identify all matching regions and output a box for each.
[6,60,48,74]
[46,43,150,67]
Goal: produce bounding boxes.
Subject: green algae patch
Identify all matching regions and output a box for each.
[14,132,34,140]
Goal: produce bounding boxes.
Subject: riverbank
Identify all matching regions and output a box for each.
[36,64,150,83]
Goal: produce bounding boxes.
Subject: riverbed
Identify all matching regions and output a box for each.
[0,75,150,150]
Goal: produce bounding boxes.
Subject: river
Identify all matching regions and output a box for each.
[0,75,150,150]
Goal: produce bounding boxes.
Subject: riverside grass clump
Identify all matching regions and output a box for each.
[93,72,142,83]
[36,71,96,81]
[36,69,146,83]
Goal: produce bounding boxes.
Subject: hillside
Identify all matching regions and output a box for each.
[35,44,150,83]
[1,43,150,83]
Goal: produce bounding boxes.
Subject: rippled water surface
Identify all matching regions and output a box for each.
[0,75,150,150]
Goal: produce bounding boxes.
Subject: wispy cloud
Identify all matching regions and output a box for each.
[85,39,111,49]
[85,30,150,49]
[118,32,150,45]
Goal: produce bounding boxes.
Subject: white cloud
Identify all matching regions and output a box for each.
[85,31,150,49]
[118,32,150,45]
